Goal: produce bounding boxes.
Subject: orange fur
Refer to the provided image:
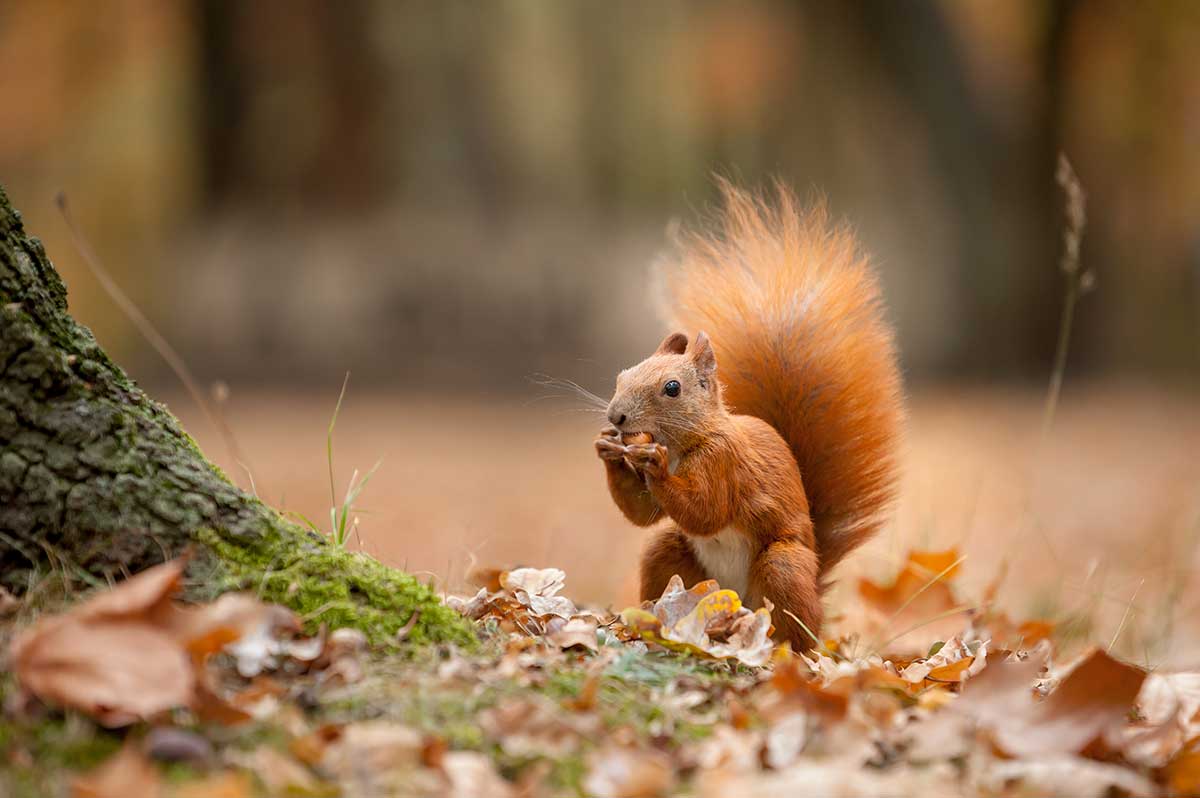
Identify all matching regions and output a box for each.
[640,529,709,600]
[658,180,904,577]
[595,181,903,648]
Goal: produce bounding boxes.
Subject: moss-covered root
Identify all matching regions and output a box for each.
[198,530,475,648]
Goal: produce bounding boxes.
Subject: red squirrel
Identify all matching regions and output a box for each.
[594,181,903,650]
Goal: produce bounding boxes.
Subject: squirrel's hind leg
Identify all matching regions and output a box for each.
[640,528,709,601]
[749,540,823,651]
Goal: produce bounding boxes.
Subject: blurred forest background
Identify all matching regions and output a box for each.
[2,1,1198,659]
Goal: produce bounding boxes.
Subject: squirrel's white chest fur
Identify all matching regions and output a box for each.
[689,527,754,599]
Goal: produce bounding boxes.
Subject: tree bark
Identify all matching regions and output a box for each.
[0,184,471,646]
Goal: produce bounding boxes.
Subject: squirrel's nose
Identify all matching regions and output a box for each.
[607,408,627,428]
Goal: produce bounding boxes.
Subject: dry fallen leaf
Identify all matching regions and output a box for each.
[316,627,369,685]
[622,576,775,667]
[899,637,988,684]
[1138,672,1200,734]
[502,567,578,619]
[13,560,195,727]
[449,566,588,637]
[71,740,162,798]
[10,559,304,727]
[1116,671,1200,767]
[219,603,303,678]
[959,647,1145,758]
[859,549,961,613]
[954,651,1043,720]
[168,592,296,662]
[545,615,599,651]
[858,549,970,653]
[764,654,851,722]
[583,746,675,798]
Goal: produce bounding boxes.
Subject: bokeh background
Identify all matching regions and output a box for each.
[3,1,1198,661]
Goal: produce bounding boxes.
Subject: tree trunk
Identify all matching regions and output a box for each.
[0,184,471,646]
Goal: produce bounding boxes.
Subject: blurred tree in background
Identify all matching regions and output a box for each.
[0,0,1196,389]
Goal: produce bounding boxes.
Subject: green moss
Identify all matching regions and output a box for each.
[195,527,476,649]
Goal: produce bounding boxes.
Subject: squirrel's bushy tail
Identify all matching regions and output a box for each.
[658,180,904,582]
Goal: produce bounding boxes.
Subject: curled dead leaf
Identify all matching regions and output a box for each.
[545,615,599,651]
[899,637,988,684]
[621,576,775,667]
[502,567,566,600]
[504,564,578,619]
[449,566,580,632]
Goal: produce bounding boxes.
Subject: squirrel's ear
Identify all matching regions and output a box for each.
[690,331,717,380]
[655,332,688,355]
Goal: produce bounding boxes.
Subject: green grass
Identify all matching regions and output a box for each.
[291,373,382,548]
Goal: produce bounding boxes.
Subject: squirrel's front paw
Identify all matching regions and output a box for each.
[594,428,627,462]
[625,443,668,480]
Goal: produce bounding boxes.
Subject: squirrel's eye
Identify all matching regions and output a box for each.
[663,380,681,397]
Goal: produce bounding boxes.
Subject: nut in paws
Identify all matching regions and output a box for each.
[624,443,668,478]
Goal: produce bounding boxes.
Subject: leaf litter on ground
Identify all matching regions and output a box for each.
[5,548,1200,797]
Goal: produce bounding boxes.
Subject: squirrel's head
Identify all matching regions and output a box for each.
[606,331,722,448]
